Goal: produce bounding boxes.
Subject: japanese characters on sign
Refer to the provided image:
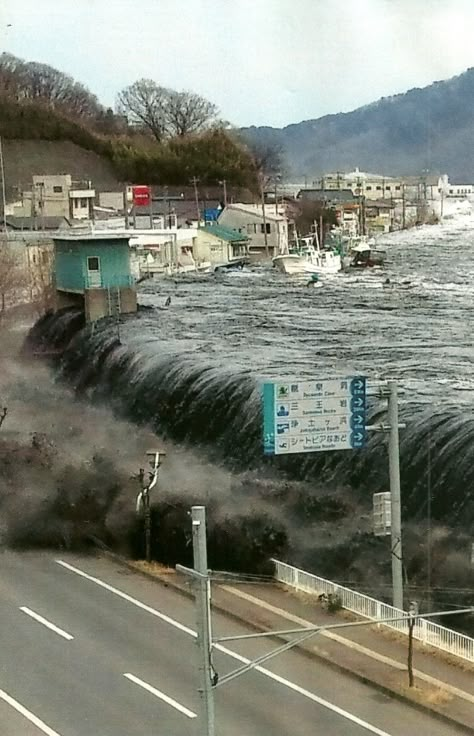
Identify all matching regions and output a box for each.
[263,377,367,455]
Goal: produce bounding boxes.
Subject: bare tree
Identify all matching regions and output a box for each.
[166,91,219,137]
[0,53,103,120]
[116,79,170,142]
[28,244,55,315]
[248,142,284,187]
[0,243,28,322]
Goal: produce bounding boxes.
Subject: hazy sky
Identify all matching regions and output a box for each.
[2,0,474,128]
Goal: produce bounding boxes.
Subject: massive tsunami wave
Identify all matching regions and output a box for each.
[20,212,474,617]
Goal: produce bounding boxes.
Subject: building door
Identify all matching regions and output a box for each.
[87,256,102,287]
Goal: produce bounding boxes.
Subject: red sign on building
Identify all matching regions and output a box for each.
[132,185,151,207]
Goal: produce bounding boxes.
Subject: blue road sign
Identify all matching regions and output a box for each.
[263,377,367,455]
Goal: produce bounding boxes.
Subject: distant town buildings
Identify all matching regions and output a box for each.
[218,203,289,257]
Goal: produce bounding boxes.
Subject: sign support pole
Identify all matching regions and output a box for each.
[387,381,404,610]
[192,506,215,736]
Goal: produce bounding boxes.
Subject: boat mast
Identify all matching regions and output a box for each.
[313,220,320,251]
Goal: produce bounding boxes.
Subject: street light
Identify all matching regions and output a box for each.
[136,450,165,562]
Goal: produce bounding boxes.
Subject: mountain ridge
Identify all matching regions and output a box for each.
[241,67,474,181]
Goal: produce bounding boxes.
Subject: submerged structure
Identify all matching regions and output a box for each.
[53,231,137,322]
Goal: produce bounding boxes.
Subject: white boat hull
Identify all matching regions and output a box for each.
[273,253,341,275]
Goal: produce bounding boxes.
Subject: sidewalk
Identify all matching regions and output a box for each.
[210,580,474,732]
[121,557,474,733]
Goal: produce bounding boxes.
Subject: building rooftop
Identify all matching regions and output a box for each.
[298,189,356,203]
[221,203,286,221]
[0,215,70,231]
[201,224,249,242]
[53,230,130,243]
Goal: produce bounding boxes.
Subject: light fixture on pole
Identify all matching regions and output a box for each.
[136,450,165,563]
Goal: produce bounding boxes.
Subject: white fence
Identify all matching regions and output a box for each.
[272,559,474,663]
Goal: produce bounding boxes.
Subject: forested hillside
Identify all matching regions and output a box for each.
[242,67,474,180]
[0,53,259,191]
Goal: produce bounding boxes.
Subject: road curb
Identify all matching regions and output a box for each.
[101,551,474,735]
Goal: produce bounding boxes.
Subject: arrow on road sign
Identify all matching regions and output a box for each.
[351,413,365,428]
[350,430,367,448]
[351,396,365,410]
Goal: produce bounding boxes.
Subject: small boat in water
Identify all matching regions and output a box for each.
[273,233,342,276]
[346,241,385,269]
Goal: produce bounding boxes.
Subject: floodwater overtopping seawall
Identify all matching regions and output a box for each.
[24,308,474,530]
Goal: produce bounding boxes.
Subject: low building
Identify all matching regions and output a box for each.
[364,200,395,235]
[298,188,357,205]
[333,204,360,237]
[317,169,404,200]
[99,192,125,211]
[130,198,223,229]
[445,183,474,198]
[0,215,70,231]
[17,175,95,221]
[401,174,449,201]
[53,232,136,322]
[193,225,249,267]
[217,203,289,257]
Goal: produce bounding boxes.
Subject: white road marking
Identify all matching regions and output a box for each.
[56,559,393,736]
[0,688,62,736]
[124,673,196,719]
[20,607,74,641]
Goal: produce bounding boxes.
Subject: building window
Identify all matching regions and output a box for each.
[395,185,401,191]
[366,186,372,191]
[81,198,88,208]
[449,189,453,194]
[87,256,100,271]
[260,223,271,234]
[376,186,382,190]
[74,199,79,209]
[53,185,63,193]
[385,186,391,190]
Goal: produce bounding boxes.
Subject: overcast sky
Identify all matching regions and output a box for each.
[2,0,474,128]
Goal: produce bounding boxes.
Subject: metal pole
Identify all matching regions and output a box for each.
[192,177,201,224]
[191,505,215,736]
[144,489,151,563]
[0,136,7,232]
[149,187,153,230]
[388,382,404,610]
[260,179,269,257]
[124,187,129,229]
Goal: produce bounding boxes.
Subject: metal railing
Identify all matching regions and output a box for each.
[272,559,474,663]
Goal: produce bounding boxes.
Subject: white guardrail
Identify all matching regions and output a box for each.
[272,559,474,663]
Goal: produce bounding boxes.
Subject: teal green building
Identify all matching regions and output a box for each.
[53,232,137,322]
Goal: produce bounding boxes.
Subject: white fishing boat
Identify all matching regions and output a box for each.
[273,232,342,276]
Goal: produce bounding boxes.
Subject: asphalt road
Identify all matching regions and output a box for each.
[0,551,461,736]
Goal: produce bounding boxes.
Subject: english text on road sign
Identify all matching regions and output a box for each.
[263,377,367,455]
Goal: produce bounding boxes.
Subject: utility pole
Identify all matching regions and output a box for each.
[191,506,215,736]
[123,186,129,229]
[149,186,154,230]
[192,176,201,224]
[388,382,404,610]
[402,185,406,229]
[0,136,7,232]
[260,177,269,257]
[136,451,165,563]
[220,179,227,206]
